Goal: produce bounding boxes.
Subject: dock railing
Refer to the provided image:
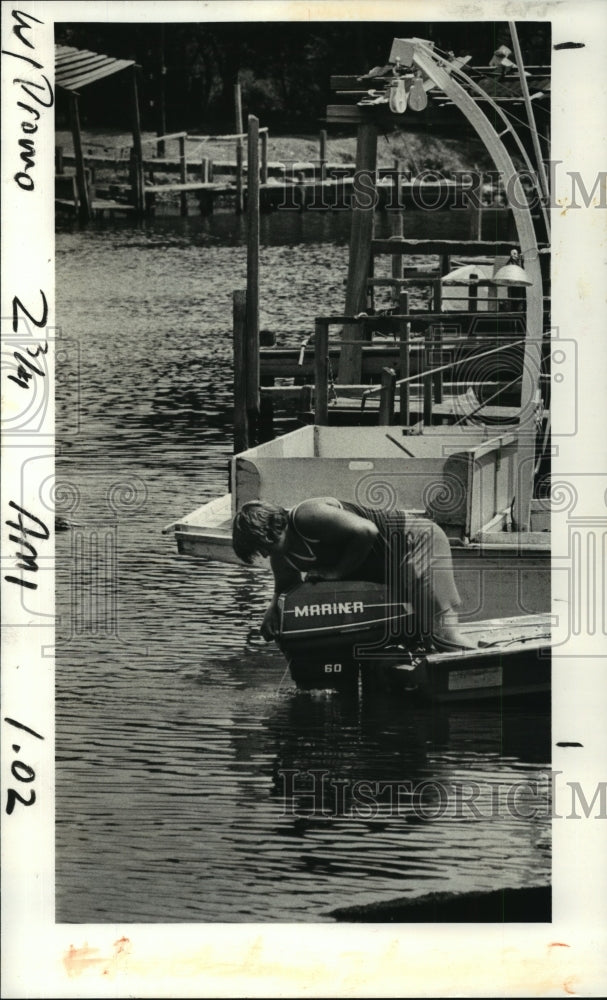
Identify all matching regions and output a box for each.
[186,126,270,212]
[246,310,543,438]
[305,314,532,427]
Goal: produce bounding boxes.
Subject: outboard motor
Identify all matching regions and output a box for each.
[275,580,413,690]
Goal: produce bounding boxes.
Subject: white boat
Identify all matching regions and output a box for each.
[164,37,552,700]
[163,422,551,699]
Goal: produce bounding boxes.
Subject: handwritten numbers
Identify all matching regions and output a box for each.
[4,717,44,815]
[6,290,49,390]
[12,290,48,332]
[7,346,48,389]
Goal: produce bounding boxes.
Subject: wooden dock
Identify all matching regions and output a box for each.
[57,172,501,218]
[55,116,511,219]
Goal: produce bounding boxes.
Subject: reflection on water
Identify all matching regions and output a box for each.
[55,209,549,923]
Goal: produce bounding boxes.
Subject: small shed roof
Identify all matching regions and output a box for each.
[55,44,135,92]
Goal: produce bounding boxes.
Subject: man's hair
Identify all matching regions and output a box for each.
[232,500,288,564]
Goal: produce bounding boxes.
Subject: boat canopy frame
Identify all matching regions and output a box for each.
[381,38,547,531]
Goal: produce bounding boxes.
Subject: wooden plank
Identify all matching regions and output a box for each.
[259,342,534,381]
[154,130,187,144]
[313,310,528,327]
[326,104,369,121]
[372,238,522,256]
[144,182,233,193]
[91,199,136,214]
[330,76,370,91]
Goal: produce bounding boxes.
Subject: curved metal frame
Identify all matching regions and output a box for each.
[412,41,547,531]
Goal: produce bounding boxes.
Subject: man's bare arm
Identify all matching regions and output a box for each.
[260,554,302,641]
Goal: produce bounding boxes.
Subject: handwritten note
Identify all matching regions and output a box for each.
[2,9,54,191]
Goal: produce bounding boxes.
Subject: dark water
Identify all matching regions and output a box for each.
[55,208,550,923]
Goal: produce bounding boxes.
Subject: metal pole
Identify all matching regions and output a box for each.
[508,21,551,212]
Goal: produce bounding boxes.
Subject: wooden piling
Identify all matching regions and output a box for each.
[234,82,243,135]
[339,122,378,384]
[433,326,443,403]
[178,135,188,216]
[246,115,260,444]
[157,25,167,158]
[260,129,268,185]
[319,129,327,183]
[201,156,210,183]
[314,320,329,425]
[129,66,145,215]
[68,94,91,222]
[233,289,249,452]
[469,170,483,239]
[235,139,244,214]
[423,331,434,426]
[392,159,404,285]
[379,368,396,425]
[398,316,410,427]
[432,276,443,313]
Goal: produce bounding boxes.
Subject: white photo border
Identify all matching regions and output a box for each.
[2,0,606,996]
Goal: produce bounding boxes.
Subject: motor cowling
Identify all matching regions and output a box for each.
[275,580,413,689]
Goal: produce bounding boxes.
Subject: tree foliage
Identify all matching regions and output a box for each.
[55,20,550,133]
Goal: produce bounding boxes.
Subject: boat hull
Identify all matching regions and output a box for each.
[363,641,551,703]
